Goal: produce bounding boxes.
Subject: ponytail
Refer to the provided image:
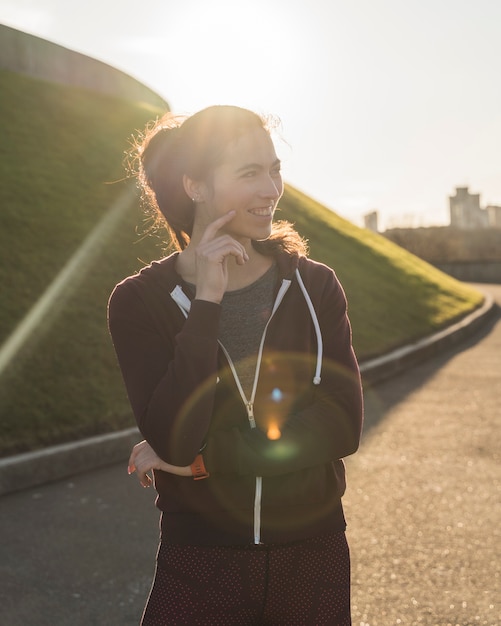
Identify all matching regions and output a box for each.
[132,116,194,250]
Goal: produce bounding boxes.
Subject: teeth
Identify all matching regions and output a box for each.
[250,205,274,215]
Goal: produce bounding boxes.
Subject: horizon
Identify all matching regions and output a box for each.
[1,0,500,230]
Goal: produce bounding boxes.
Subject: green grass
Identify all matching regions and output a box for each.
[0,69,483,456]
[279,186,483,357]
[0,69,167,455]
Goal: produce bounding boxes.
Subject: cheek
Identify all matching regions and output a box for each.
[213,184,250,211]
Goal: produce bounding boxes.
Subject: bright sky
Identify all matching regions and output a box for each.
[2,0,501,229]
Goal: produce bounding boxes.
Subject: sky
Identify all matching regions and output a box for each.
[1,0,501,230]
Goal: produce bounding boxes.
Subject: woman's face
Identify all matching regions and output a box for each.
[198,127,284,242]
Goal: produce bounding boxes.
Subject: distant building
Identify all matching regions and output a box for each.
[449,187,488,229]
[486,205,501,228]
[364,210,379,233]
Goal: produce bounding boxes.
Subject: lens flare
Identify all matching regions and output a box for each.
[267,422,281,440]
[170,351,359,530]
[271,387,283,402]
[0,187,135,381]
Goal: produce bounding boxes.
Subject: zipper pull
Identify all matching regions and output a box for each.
[246,402,256,429]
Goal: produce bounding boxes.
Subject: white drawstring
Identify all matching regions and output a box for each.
[172,272,324,386]
[294,269,323,385]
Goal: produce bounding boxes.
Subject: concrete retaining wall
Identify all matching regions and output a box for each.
[0,24,168,108]
[434,261,501,284]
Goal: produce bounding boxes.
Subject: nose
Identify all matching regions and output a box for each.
[261,173,283,202]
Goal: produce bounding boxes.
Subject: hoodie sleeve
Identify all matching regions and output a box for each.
[108,277,221,466]
[203,261,364,477]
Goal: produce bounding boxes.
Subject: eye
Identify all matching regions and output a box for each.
[242,170,257,178]
[271,165,282,177]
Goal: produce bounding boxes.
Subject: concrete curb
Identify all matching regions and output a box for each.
[0,427,141,496]
[360,290,496,384]
[0,292,497,497]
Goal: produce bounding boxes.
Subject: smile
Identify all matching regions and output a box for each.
[248,205,274,216]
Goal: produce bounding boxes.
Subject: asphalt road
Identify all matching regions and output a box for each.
[346,284,501,626]
[1,285,499,626]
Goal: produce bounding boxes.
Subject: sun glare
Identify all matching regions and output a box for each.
[158,0,306,115]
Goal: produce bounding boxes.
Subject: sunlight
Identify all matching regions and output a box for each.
[3,0,501,225]
[0,187,135,380]
[0,4,53,33]
[149,0,308,115]
[116,0,320,182]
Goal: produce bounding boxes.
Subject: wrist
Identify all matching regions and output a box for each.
[194,291,223,304]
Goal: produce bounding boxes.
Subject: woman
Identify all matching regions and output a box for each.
[108,105,363,625]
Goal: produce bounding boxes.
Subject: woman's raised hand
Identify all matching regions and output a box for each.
[194,211,249,303]
[128,440,192,487]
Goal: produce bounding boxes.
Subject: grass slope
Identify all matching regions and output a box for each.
[279,186,483,357]
[0,69,167,455]
[0,70,483,455]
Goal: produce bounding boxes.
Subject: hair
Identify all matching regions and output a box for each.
[130,105,307,256]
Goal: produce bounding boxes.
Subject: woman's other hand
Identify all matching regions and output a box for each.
[128,440,192,487]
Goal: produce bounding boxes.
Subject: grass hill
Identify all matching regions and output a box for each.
[279,186,483,358]
[0,68,483,456]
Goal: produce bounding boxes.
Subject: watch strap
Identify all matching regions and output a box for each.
[190,454,210,480]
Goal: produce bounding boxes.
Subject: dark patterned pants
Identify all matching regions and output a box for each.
[141,531,351,625]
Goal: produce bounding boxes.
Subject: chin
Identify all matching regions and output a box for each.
[251,233,272,244]
[252,224,273,241]
[253,233,272,242]
[230,225,272,242]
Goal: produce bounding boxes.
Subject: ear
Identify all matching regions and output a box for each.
[183,175,206,204]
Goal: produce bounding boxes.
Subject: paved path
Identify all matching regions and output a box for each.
[346,284,501,626]
[0,285,499,626]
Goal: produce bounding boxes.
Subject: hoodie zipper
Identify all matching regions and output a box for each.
[171,279,292,545]
[217,278,291,544]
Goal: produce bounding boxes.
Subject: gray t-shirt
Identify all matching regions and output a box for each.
[219,263,277,396]
[185,263,277,396]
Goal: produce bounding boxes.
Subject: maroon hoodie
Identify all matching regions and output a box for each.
[108,250,363,546]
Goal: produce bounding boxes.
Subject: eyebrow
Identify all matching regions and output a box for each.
[234,158,281,174]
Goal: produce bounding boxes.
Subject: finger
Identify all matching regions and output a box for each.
[138,470,152,488]
[199,211,236,242]
[128,439,146,473]
[198,235,249,264]
[236,248,249,265]
[132,456,150,486]
[127,451,136,474]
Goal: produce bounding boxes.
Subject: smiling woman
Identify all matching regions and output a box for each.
[108,104,363,624]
